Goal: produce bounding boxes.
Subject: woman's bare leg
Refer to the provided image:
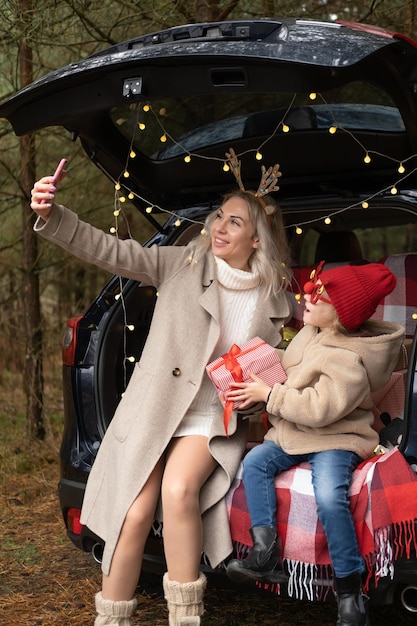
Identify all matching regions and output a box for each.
[161,436,217,582]
[101,456,165,600]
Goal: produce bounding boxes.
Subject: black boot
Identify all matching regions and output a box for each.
[226,526,287,584]
[334,573,369,626]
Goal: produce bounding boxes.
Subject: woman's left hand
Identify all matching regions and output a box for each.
[226,373,271,408]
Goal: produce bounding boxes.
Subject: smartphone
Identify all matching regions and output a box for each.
[51,158,67,183]
[40,158,67,204]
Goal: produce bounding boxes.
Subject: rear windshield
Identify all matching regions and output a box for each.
[110,81,404,160]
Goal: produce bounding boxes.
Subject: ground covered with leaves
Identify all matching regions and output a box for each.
[0,370,415,625]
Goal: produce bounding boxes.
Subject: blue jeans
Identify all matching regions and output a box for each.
[242,440,364,577]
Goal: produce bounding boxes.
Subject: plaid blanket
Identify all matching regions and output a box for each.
[373,253,417,339]
[227,447,417,600]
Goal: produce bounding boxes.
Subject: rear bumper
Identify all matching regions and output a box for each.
[58,477,167,572]
[58,478,102,552]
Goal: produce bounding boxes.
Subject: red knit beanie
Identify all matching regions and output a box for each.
[306,262,397,331]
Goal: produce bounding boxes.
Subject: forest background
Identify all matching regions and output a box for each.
[1,2,417,625]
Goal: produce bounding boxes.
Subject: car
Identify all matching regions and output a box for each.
[2,16,417,616]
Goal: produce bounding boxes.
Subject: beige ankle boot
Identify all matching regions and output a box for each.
[94,591,138,626]
[163,572,207,625]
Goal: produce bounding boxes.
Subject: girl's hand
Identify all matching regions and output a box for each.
[225,372,271,409]
[30,176,57,220]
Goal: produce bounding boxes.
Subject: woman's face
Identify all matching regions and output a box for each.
[303,281,338,329]
[210,196,259,271]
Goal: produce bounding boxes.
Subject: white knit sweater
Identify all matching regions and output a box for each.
[173,256,260,437]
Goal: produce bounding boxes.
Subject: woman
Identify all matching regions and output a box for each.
[30,172,292,625]
[225,260,404,626]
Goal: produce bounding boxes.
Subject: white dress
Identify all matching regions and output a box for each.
[173,256,260,437]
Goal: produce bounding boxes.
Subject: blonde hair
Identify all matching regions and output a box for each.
[187,190,292,295]
[330,316,349,334]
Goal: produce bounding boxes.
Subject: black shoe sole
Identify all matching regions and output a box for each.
[226,563,288,585]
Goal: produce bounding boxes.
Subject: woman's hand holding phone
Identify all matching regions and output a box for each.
[30,158,67,219]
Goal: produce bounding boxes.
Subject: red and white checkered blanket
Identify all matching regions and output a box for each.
[226,447,417,600]
[373,253,417,339]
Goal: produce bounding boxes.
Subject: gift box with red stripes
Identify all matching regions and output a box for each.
[206,337,287,434]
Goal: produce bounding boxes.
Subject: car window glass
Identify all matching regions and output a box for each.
[110,81,402,160]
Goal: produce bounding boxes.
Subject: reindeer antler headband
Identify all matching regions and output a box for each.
[225,147,282,216]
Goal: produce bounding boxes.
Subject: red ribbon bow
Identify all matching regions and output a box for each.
[221,344,244,436]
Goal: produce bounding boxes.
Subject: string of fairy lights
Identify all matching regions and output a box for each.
[108,91,417,376]
[110,90,417,235]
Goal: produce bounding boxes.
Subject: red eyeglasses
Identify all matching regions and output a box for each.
[303,261,332,304]
[303,281,332,304]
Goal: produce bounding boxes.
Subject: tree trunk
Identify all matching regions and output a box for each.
[18,0,51,443]
[195,0,220,22]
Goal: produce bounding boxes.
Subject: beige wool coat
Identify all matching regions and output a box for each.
[34,203,291,575]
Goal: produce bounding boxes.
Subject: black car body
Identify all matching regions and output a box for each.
[2,17,417,613]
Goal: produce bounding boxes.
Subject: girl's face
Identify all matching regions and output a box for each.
[210,196,259,271]
[303,280,338,329]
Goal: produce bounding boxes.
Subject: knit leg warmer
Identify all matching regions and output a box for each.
[94,592,138,626]
[163,572,207,626]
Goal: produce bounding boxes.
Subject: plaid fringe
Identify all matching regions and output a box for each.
[287,560,320,601]
[234,519,417,600]
[364,520,417,591]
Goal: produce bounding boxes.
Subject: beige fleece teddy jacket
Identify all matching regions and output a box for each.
[265,320,404,459]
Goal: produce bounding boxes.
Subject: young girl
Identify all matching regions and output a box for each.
[30,171,291,626]
[225,261,404,626]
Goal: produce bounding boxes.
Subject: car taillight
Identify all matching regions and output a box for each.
[67,507,83,535]
[336,21,394,38]
[337,20,417,48]
[62,315,83,366]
